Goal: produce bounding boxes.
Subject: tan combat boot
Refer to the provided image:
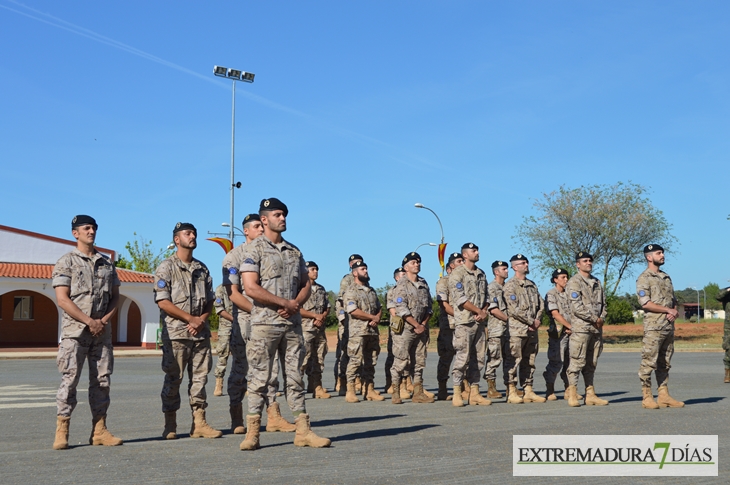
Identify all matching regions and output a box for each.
[657,386,684,408]
[190,408,223,438]
[469,385,492,406]
[335,376,342,393]
[240,414,261,450]
[523,385,547,403]
[400,381,412,400]
[365,381,385,401]
[90,416,123,446]
[412,382,435,403]
[438,381,449,401]
[545,383,557,401]
[461,381,470,402]
[266,402,296,431]
[345,382,360,403]
[385,375,393,394]
[405,375,414,393]
[724,368,730,383]
[53,416,70,450]
[422,387,436,399]
[230,404,246,434]
[354,376,363,395]
[214,377,224,396]
[293,413,331,448]
[163,411,177,440]
[391,379,403,404]
[584,386,609,406]
[337,376,347,396]
[642,386,659,410]
[487,379,503,399]
[452,386,465,407]
[564,385,583,400]
[507,384,524,404]
[566,385,581,407]
[314,377,332,399]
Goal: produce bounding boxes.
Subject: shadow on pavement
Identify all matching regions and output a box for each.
[123,433,190,444]
[332,424,439,442]
[607,396,643,404]
[685,396,725,405]
[313,413,406,427]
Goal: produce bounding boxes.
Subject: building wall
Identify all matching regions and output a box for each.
[0,290,58,345]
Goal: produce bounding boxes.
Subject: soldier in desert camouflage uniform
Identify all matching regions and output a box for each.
[335,254,363,395]
[484,260,509,400]
[300,261,331,399]
[52,215,123,450]
[542,268,574,401]
[435,252,464,401]
[212,284,233,397]
[384,267,406,395]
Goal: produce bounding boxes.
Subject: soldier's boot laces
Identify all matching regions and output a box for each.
[641,386,660,410]
[90,415,123,446]
[266,402,296,431]
[657,386,684,408]
[469,384,492,406]
[230,404,246,434]
[438,381,449,401]
[365,381,385,401]
[523,385,546,403]
[566,385,581,407]
[487,379,503,399]
[452,385,465,407]
[507,384,524,404]
[391,380,403,404]
[724,368,730,384]
[345,382,360,403]
[584,386,609,406]
[163,411,178,440]
[240,414,261,451]
[412,382,435,403]
[545,383,557,401]
[190,409,222,438]
[53,416,70,450]
[213,377,224,396]
[293,413,331,448]
[354,376,363,395]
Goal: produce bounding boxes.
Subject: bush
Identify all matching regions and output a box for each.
[606,295,634,325]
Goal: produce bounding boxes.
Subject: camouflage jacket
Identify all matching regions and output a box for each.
[503,277,544,337]
[636,268,676,332]
[302,282,329,332]
[344,283,381,337]
[448,264,488,326]
[566,273,606,334]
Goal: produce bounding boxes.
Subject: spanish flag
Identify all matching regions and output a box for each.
[438,243,447,277]
[207,237,233,254]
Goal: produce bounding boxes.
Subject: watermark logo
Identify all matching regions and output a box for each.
[513,435,718,476]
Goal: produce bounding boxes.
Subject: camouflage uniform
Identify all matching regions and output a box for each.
[391,277,432,384]
[223,245,251,406]
[503,277,544,387]
[636,268,677,388]
[344,283,381,384]
[239,235,308,415]
[52,250,120,417]
[155,254,215,412]
[484,280,507,381]
[435,275,455,384]
[448,264,488,387]
[384,286,397,382]
[301,281,329,383]
[719,288,730,370]
[334,273,355,381]
[213,284,233,379]
[542,287,572,387]
[565,273,606,388]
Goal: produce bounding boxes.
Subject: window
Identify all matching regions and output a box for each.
[13,296,33,320]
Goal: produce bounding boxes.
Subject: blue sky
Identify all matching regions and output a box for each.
[1,1,728,295]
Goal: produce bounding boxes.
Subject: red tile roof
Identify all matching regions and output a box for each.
[0,263,154,284]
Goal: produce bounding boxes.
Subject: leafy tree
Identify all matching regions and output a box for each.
[605,294,635,325]
[114,233,173,273]
[703,283,722,311]
[514,182,677,296]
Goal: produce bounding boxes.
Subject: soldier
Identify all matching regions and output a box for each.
[300,261,331,399]
[52,215,123,450]
[385,267,406,396]
[223,213,294,436]
[335,254,363,395]
[565,251,608,407]
[238,198,330,450]
[155,222,222,439]
[542,268,575,401]
[717,286,730,383]
[503,254,545,404]
[435,252,464,400]
[637,244,684,409]
[343,261,384,402]
[213,284,233,397]
[391,252,434,404]
[485,260,509,400]
[449,243,491,407]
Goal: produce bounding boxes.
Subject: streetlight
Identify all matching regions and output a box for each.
[414,203,444,244]
[692,287,701,322]
[221,222,244,236]
[414,242,437,252]
[213,65,255,244]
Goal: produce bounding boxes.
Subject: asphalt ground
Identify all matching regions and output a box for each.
[0,352,728,485]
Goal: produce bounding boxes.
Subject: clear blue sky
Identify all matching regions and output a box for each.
[1,1,728,295]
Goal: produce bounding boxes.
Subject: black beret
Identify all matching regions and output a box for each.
[259,197,288,216]
[575,251,593,261]
[393,267,405,276]
[349,254,364,263]
[402,252,422,265]
[242,213,260,225]
[461,242,479,251]
[643,244,664,254]
[510,253,528,262]
[305,261,318,270]
[551,268,569,281]
[352,260,368,269]
[491,260,508,269]
[173,222,197,235]
[447,252,463,264]
[71,215,97,229]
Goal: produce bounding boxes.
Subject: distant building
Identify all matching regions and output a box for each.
[678,302,702,320]
[0,225,158,347]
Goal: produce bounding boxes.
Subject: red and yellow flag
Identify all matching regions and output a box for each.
[438,243,447,277]
[207,237,233,254]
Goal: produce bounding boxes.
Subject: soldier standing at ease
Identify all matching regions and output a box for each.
[485,260,509,400]
[300,261,331,399]
[637,244,684,409]
[238,198,330,450]
[213,284,233,397]
[52,215,123,450]
[542,269,576,401]
[718,286,730,383]
[435,252,464,401]
[155,222,221,439]
[385,267,407,396]
[503,254,545,404]
[335,254,363,395]
[565,251,608,407]
[343,261,384,402]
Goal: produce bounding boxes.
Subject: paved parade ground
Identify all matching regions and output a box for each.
[1,352,728,484]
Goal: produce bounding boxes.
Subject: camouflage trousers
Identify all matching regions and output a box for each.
[246,324,305,415]
[56,332,113,417]
[391,325,428,383]
[566,331,603,388]
[543,332,570,387]
[723,321,730,369]
[451,322,487,387]
[501,334,515,386]
[385,327,410,382]
[639,328,674,388]
[334,320,350,380]
[436,326,455,383]
[506,332,539,387]
[161,337,212,412]
[347,334,380,383]
[483,336,503,381]
[227,321,248,406]
[214,320,232,378]
[302,326,328,381]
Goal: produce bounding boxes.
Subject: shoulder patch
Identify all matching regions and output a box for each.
[229,267,238,275]
[348,301,355,305]
[396,297,403,303]
[157,280,166,289]
[243,258,255,265]
[215,298,221,304]
[456,282,463,289]
[571,292,578,298]
[339,310,345,315]
[509,295,516,300]
[493,297,498,303]
[639,290,646,297]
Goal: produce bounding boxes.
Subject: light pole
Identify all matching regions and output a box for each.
[414,203,444,245]
[692,287,700,322]
[414,242,437,252]
[221,222,244,237]
[213,65,255,244]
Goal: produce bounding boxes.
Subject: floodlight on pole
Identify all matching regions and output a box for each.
[414,203,444,244]
[414,242,438,252]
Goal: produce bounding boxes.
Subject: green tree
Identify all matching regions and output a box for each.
[605,294,635,325]
[703,283,722,311]
[114,233,173,273]
[514,182,677,296]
